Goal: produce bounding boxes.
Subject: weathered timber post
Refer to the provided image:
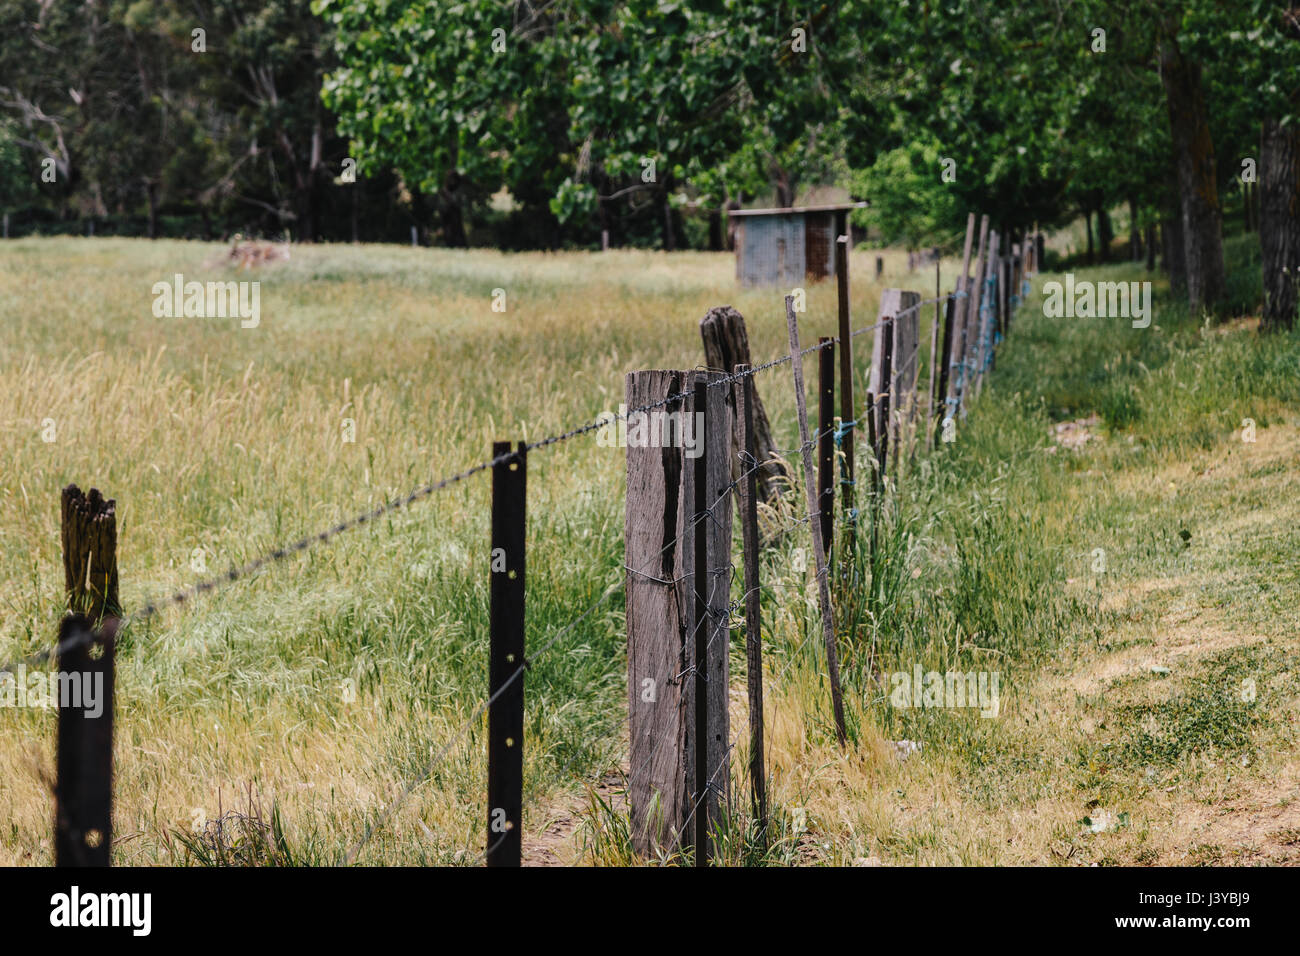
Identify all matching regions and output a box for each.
[61,486,119,621]
[871,290,920,467]
[956,215,990,414]
[625,370,731,860]
[700,306,789,504]
[975,231,999,397]
[946,214,977,419]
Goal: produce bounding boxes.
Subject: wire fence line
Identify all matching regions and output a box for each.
[12,237,1038,866]
[345,422,837,864]
[0,306,900,679]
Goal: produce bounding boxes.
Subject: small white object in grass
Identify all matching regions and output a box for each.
[891,739,923,760]
[1149,665,1171,675]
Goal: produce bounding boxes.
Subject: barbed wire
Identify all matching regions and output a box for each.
[2,227,1039,866]
[346,423,836,863]
[0,334,841,677]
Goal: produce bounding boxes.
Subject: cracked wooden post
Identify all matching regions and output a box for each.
[625,370,731,860]
[700,306,789,505]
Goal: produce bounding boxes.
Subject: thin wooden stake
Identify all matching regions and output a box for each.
[927,257,941,436]
[692,375,710,866]
[487,441,526,867]
[734,366,767,847]
[958,215,991,414]
[946,214,977,414]
[835,236,856,524]
[785,297,848,749]
[817,337,835,561]
[878,316,894,480]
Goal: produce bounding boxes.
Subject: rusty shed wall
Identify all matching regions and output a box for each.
[736,213,806,287]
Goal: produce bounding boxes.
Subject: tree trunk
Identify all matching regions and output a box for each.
[1260,115,1300,331]
[724,198,741,251]
[707,209,722,251]
[1097,206,1113,261]
[772,165,794,208]
[1146,223,1157,271]
[661,186,676,252]
[1085,209,1094,263]
[439,170,468,248]
[1162,211,1187,294]
[1129,196,1141,260]
[1159,35,1226,313]
[145,180,158,240]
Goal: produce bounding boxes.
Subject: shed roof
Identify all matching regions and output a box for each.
[727,201,868,218]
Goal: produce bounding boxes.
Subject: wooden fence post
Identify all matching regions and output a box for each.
[700,306,788,504]
[957,215,990,414]
[835,236,856,526]
[975,231,999,397]
[785,298,848,749]
[734,366,767,847]
[817,338,835,559]
[871,290,920,468]
[691,376,710,866]
[875,255,883,280]
[878,316,893,479]
[946,214,977,416]
[55,484,119,868]
[933,295,956,447]
[928,257,941,437]
[487,441,526,867]
[625,370,731,860]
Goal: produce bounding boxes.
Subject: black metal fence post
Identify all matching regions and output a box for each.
[54,616,117,867]
[487,441,526,867]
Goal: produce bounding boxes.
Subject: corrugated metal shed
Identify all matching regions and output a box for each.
[729,203,867,287]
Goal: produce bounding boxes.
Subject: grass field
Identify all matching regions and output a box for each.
[1,234,1297,865]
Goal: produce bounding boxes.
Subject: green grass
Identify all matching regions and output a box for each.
[2,231,1297,866]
